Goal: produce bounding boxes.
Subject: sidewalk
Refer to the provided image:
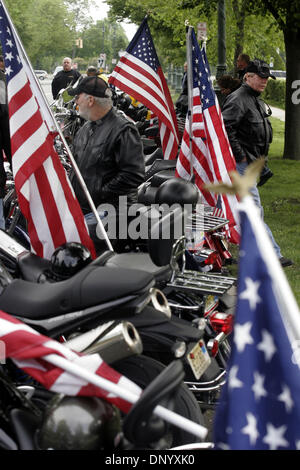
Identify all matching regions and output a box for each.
[270,106,285,121]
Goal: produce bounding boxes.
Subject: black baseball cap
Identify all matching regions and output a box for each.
[68,76,108,97]
[246,59,276,79]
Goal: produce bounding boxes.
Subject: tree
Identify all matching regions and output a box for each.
[80,19,128,71]
[248,0,300,160]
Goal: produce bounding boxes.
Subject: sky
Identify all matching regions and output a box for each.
[89,1,138,41]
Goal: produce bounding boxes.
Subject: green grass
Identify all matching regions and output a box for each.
[228,117,300,305]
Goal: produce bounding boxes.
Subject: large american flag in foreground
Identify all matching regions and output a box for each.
[0,2,95,259]
[213,200,300,449]
[109,17,179,160]
[176,28,239,243]
[0,310,141,413]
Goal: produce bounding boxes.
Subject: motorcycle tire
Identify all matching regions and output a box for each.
[112,354,206,447]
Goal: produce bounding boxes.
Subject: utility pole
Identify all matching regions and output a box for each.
[215,0,227,106]
[216,0,227,80]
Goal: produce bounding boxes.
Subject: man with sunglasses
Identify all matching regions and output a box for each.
[222,59,293,267]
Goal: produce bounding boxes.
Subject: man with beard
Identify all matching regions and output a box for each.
[68,76,145,251]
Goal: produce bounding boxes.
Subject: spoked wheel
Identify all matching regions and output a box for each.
[112,354,205,447]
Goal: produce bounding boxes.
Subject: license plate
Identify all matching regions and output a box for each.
[187,341,211,380]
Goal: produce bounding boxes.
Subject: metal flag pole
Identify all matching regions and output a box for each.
[1,0,114,252]
[43,352,208,441]
[185,23,194,181]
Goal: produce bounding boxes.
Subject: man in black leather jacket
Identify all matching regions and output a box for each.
[51,57,81,100]
[222,59,293,267]
[68,76,145,250]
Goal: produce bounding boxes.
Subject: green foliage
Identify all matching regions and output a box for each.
[106,0,285,70]
[260,117,300,302]
[1,0,130,72]
[80,19,128,72]
[227,117,300,303]
[262,79,285,109]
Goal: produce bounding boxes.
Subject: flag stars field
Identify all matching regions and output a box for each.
[228,365,243,390]
[233,321,254,352]
[278,385,294,412]
[252,371,267,401]
[239,277,262,310]
[241,413,259,445]
[262,424,289,450]
[213,204,300,449]
[257,329,277,361]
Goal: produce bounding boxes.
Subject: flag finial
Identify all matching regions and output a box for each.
[204,158,266,199]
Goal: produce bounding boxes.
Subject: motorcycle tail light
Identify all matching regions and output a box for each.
[203,251,219,266]
[208,339,219,357]
[209,311,234,335]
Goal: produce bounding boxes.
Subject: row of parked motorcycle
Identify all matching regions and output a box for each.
[0,82,238,450]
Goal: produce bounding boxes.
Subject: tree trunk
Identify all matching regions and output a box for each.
[283,28,300,160]
[232,0,247,74]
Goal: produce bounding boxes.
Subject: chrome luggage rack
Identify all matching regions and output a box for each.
[168,236,236,297]
[167,270,236,296]
[186,212,229,234]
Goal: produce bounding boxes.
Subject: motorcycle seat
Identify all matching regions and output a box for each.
[150,169,176,187]
[144,147,164,166]
[93,251,172,283]
[92,206,185,284]
[0,265,154,320]
[145,160,176,183]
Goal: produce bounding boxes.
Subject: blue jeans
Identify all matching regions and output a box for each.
[236,162,282,258]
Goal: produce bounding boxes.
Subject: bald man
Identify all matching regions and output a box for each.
[51,57,81,100]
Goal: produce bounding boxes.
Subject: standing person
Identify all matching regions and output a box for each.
[236,53,250,81]
[86,65,98,77]
[51,57,81,100]
[175,62,188,116]
[222,59,293,268]
[0,55,11,229]
[181,61,188,95]
[67,76,145,251]
[217,74,241,98]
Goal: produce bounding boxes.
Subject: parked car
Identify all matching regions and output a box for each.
[34,70,48,80]
[53,66,63,76]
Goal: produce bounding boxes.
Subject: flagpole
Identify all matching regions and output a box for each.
[240,195,300,345]
[186,24,194,181]
[1,0,114,252]
[43,353,208,441]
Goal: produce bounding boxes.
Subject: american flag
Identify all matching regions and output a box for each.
[109,17,179,160]
[212,195,224,218]
[176,28,239,244]
[0,310,141,413]
[0,2,95,259]
[213,201,300,450]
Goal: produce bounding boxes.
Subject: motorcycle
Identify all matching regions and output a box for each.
[0,358,211,450]
[0,199,235,410]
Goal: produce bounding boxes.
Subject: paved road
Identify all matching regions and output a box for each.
[270,106,285,121]
[39,77,53,104]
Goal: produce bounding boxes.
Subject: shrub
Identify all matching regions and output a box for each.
[262,79,285,108]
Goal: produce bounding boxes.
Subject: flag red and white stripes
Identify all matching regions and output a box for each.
[176,29,240,244]
[0,2,96,259]
[0,310,141,413]
[109,17,179,160]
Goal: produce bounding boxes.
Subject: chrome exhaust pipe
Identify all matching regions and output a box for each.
[64,321,143,364]
[149,288,171,318]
